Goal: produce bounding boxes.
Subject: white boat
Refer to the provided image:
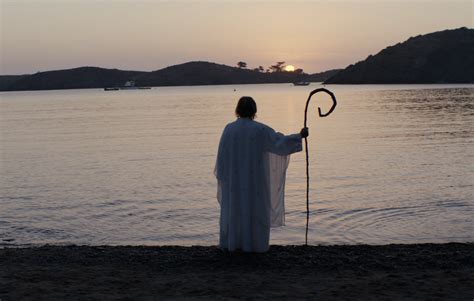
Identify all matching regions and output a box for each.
[104,81,151,91]
[120,81,151,90]
[105,81,150,91]
[293,81,310,86]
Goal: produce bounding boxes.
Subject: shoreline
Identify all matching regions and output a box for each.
[2,243,473,300]
[1,82,473,93]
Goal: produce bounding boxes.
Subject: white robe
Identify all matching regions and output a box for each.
[214,118,302,252]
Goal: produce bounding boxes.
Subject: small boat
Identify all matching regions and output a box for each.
[120,81,151,90]
[104,81,151,91]
[293,81,310,86]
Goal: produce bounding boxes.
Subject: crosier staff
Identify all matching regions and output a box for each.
[303,88,337,245]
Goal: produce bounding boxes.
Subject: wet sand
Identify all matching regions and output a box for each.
[1,243,473,300]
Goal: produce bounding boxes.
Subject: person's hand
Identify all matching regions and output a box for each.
[300,127,309,138]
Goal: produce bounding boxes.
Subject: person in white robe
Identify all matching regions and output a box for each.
[214,96,308,252]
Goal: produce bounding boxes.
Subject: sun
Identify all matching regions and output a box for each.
[284,65,295,72]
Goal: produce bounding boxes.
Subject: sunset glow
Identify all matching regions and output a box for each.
[1,0,472,75]
[284,65,295,72]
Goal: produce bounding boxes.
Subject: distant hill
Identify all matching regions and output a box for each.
[135,61,313,86]
[0,75,28,90]
[325,27,474,84]
[0,62,339,92]
[307,69,341,82]
[2,28,472,90]
[2,67,146,91]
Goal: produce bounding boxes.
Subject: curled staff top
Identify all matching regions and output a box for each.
[304,88,337,127]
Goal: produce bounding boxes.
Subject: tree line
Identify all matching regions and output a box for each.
[236,61,304,74]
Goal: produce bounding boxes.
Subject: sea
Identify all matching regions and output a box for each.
[1,83,473,246]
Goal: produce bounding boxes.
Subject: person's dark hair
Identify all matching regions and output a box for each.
[235,96,257,120]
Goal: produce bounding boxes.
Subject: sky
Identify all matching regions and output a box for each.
[1,0,472,75]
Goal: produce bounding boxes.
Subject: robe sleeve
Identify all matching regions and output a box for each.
[264,127,303,156]
[267,152,290,227]
[214,126,228,205]
[214,126,228,181]
[263,127,303,227]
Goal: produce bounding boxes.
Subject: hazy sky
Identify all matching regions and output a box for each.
[1,0,472,75]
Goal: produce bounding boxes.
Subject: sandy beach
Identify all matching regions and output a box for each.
[1,243,473,300]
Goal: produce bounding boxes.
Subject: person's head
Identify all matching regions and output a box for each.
[235,96,257,120]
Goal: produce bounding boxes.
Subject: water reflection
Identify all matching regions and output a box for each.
[0,84,473,246]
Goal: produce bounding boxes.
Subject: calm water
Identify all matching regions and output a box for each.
[1,84,473,246]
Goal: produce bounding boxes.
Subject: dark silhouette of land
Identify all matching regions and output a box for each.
[0,62,340,92]
[0,68,145,91]
[325,27,473,84]
[0,75,28,91]
[1,27,471,91]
